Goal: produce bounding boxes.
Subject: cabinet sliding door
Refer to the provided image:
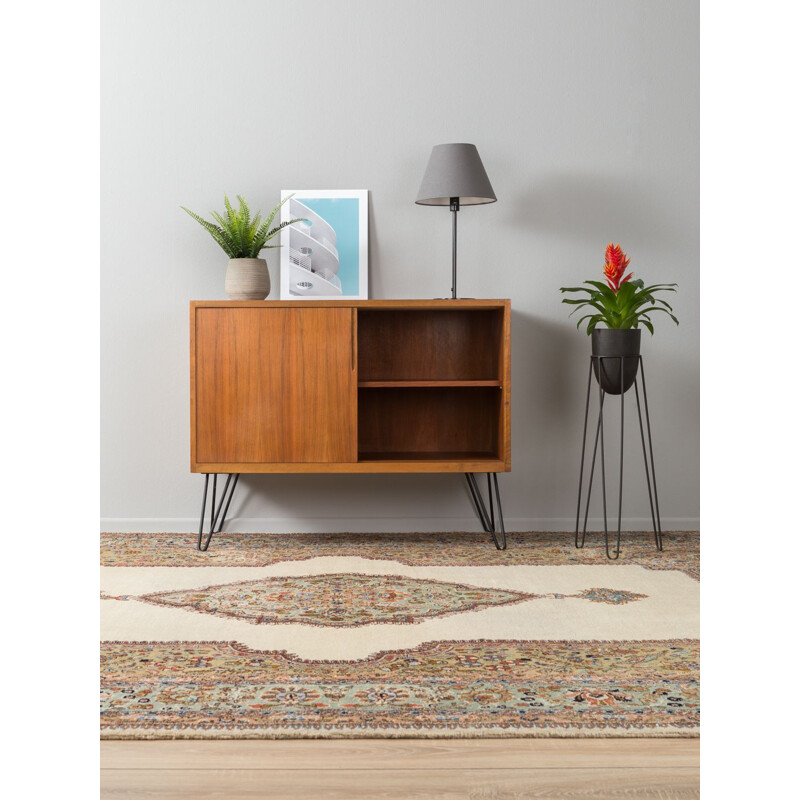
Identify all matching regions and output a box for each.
[195,307,357,464]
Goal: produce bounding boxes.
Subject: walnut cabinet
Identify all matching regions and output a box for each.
[190,300,511,474]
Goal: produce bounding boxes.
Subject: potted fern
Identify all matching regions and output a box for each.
[181,194,306,300]
[560,244,678,394]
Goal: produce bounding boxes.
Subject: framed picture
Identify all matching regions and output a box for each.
[280,189,368,300]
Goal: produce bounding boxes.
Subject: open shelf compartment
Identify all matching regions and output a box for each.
[357,308,504,382]
[357,386,501,461]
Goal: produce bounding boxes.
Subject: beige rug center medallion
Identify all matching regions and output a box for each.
[100,532,699,739]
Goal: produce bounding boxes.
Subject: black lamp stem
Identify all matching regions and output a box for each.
[450,197,460,299]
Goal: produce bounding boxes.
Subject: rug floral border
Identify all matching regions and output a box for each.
[101,637,699,740]
[100,531,699,580]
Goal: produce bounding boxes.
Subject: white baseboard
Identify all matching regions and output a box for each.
[101,516,700,533]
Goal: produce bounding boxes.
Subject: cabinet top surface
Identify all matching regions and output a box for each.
[191,299,510,310]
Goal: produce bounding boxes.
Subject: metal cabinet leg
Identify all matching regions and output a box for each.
[197,473,240,552]
[465,472,507,550]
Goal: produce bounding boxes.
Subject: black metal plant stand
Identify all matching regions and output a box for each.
[574,355,663,560]
[197,473,240,551]
[465,473,507,550]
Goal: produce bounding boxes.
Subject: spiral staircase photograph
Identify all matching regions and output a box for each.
[287,197,343,296]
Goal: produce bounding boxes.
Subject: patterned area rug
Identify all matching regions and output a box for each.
[101,531,699,739]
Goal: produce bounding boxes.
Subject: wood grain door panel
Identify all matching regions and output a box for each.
[195,307,356,463]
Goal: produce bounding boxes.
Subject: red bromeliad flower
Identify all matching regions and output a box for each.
[560,242,678,333]
[603,243,632,291]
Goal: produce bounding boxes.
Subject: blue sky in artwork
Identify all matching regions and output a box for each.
[298,198,360,296]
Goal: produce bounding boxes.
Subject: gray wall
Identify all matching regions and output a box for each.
[101,0,699,532]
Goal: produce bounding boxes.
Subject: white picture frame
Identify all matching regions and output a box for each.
[280,189,369,300]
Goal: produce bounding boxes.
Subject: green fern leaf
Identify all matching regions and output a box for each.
[261,193,294,236]
[211,211,243,257]
[264,217,308,242]
[183,194,309,261]
[236,195,250,230]
[223,194,236,226]
[181,207,236,258]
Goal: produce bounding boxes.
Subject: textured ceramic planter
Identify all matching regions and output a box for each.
[225,258,271,300]
[591,328,641,395]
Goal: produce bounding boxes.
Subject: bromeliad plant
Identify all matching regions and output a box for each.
[560,243,679,334]
[181,194,306,259]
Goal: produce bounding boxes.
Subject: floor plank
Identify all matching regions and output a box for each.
[100,766,700,799]
[101,739,700,799]
[101,738,699,771]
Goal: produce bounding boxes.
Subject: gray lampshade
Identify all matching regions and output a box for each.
[415,143,497,206]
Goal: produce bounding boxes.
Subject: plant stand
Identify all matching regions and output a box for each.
[574,355,664,559]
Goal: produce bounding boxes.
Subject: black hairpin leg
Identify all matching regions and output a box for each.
[576,357,598,549]
[608,356,624,560]
[465,472,507,550]
[574,355,662,559]
[635,360,664,551]
[197,473,240,552]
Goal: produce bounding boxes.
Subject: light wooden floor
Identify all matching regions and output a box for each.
[101,738,699,798]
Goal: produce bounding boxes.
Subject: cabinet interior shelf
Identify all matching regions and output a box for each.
[358,380,502,388]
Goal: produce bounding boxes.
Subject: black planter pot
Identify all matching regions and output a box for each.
[591,329,641,395]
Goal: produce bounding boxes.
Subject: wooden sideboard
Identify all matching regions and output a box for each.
[190,299,511,549]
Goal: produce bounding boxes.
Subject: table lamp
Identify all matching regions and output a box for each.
[415,143,497,298]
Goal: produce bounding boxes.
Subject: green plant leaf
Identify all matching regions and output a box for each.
[561,259,678,335]
[567,299,607,318]
[583,279,618,300]
[236,195,250,230]
[223,194,236,226]
[181,207,236,258]
[211,210,244,257]
[575,313,600,330]
[565,304,587,317]
[616,281,636,303]
[618,311,641,328]
[640,283,677,294]
[263,217,308,242]
[644,307,680,325]
[260,193,294,238]
[183,194,308,261]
